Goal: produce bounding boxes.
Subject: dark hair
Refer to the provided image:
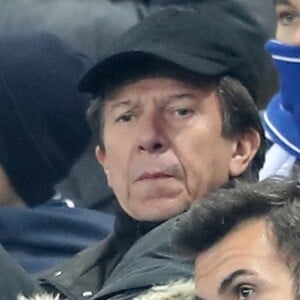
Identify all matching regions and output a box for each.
[87,60,265,181]
[172,177,300,295]
[217,76,265,181]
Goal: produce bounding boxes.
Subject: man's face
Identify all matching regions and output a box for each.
[96,77,253,221]
[195,219,295,300]
[276,0,300,44]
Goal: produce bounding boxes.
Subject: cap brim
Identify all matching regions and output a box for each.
[263,93,300,157]
[78,47,228,94]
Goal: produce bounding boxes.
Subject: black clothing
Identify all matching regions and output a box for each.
[39,208,193,300]
[0,245,42,300]
[79,3,269,102]
[38,182,236,299]
[0,199,113,274]
[0,33,92,206]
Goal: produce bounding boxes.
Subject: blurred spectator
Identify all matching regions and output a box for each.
[0,33,113,273]
[0,0,139,211]
[260,0,300,180]
[0,0,138,61]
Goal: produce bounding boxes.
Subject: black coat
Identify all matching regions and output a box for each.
[39,208,193,300]
[0,199,113,274]
[0,245,42,300]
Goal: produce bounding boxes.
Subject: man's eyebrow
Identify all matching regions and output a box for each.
[168,92,197,100]
[218,269,254,294]
[108,92,198,110]
[108,99,134,110]
[276,0,292,6]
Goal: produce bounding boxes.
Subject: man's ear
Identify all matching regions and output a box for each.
[95,146,110,183]
[229,129,261,177]
[95,145,105,167]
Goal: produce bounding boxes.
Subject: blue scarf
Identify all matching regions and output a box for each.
[263,39,300,157]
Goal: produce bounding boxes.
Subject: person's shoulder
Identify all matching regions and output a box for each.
[93,216,193,299]
[38,235,114,298]
[0,244,42,300]
[40,235,111,276]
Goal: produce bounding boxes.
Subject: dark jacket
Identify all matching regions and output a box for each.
[19,280,196,300]
[39,207,193,300]
[0,199,114,274]
[0,245,42,300]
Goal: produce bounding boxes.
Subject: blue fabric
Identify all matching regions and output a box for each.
[263,40,300,157]
[0,200,114,274]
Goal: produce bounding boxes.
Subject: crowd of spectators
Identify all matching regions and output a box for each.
[1,1,299,300]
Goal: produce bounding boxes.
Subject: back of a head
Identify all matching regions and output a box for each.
[172,177,300,256]
[0,33,92,206]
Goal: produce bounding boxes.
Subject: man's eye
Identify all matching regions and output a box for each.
[116,113,134,122]
[277,11,299,25]
[175,108,193,117]
[236,285,254,300]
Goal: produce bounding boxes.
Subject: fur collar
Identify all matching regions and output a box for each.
[18,280,195,300]
[133,279,196,300]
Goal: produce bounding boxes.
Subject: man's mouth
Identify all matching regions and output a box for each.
[137,172,173,181]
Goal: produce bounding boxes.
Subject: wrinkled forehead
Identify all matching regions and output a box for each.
[104,77,218,105]
[195,219,276,276]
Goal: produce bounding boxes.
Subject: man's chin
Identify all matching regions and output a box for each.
[136,200,188,222]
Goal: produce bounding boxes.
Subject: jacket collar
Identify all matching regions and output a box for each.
[113,203,163,242]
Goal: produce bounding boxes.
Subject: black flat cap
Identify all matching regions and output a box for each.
[79,0,269,100]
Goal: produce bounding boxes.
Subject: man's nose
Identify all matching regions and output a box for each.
[137,116,168,154]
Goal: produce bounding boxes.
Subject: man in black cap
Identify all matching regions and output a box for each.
[19,1,268,299]
[0,33,113,275]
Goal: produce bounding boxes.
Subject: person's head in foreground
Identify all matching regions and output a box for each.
[0,33,92,207]
[173,177,300,300]
[80,0,270,222]
[261,0,300,178]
